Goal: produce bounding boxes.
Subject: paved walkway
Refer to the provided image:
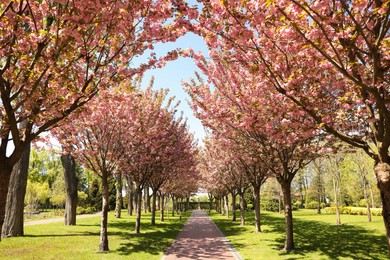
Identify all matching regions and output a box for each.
[163,210,242,260]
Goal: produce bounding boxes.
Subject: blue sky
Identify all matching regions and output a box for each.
[138,32,209,145]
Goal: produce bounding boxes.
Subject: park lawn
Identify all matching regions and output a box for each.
[210,209,388,260]
[0,210,189,260]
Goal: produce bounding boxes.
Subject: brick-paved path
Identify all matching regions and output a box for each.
[163,210,242,260]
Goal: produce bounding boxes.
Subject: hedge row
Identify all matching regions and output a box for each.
[323,206,382,216]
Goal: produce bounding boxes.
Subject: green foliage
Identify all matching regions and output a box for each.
[29,148,62,186]
[50,170,66,208]
[25,180,50,212]
[304,200,325,209]
[76,206,97,215]
[324,206,382,216]
[260,199,279,212]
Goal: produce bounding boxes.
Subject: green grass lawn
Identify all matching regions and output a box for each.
[210,209,388,260]
[0,210,189,260]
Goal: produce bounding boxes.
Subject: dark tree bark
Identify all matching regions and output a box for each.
[253,185,261,233]
[280,180,294,252]
[2,143,30,238]
[114,173,122,219]
[185,196,189,212]
[225,195,229,217]
[239,192,245,226]
[160,194,165,221]
[135,186,142,234]
[62,154,78,226]
[134,186,139,214]
[171,195,175,217]
[0,165,12,241]
[208,193,214,213]
[98,172,109,252]
[157,193,161,211]
[231,193,236,221]
[126,176,133,216]
[151,189,157,225]
[374,163,390,251]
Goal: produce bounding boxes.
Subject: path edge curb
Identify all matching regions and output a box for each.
[209,214,244,260]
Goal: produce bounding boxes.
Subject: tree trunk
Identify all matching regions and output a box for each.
[239,192,245,226]
[62,154,78,226]
[221,196,225,215]
[231,193,236,221]
[114,173,122,219]
[374,163,390,253]
[151,189,157,225]
[225,195,229,218]
[1,143,30,238]
[253,185,261,233]
[185,196,189,212]
[126,177,133,216]
[370,182,376,208]
[157,194,161,211]
[134,186,139,214]
[135,186,142,234]
[143,187,148,213]
[160,194,165,221]
[332,175,341,225]
[208,193,213,213]
[281,181,294,252]
[362,175,372,222]
[171,196,175,217]
[317,172,322,214]
[98,172,109,252]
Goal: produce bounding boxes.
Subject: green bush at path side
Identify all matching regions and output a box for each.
[210,209,387,260]
[0,210,190,260]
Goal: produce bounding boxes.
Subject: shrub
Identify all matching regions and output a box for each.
[261,199,279,212]
[246,203,254,211]
[305,201,326,210]
[76,206,97,215]
[323,206,382,216]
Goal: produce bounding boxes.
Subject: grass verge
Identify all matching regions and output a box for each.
[210,209,388,260]
[0,210,189,260]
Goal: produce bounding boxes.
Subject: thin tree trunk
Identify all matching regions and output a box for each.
[362,175,372,222]
[157,193,161,211]
[253,185,261,233]
[114,173,122,218]
[151,189,157,225]
[332,175,341,225]
[225,195,229,218]
[62,154,78,226]
[185,196,189,212]
[160,194,165,221]
[221,196,225,215]
[2,143,30,238]
[143,187,148,213]
[281,181,294,252]
[370,182,376,208]
[171,196,175,217]
[134,186,139,214]
[231,193,236,221]
[126,177,133,216]
[374,163,390,253]
[317,172,322,214]
[208,193,213,213]
[135,186,142,234]
[98,172,109,252]
[239,192,245,226]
